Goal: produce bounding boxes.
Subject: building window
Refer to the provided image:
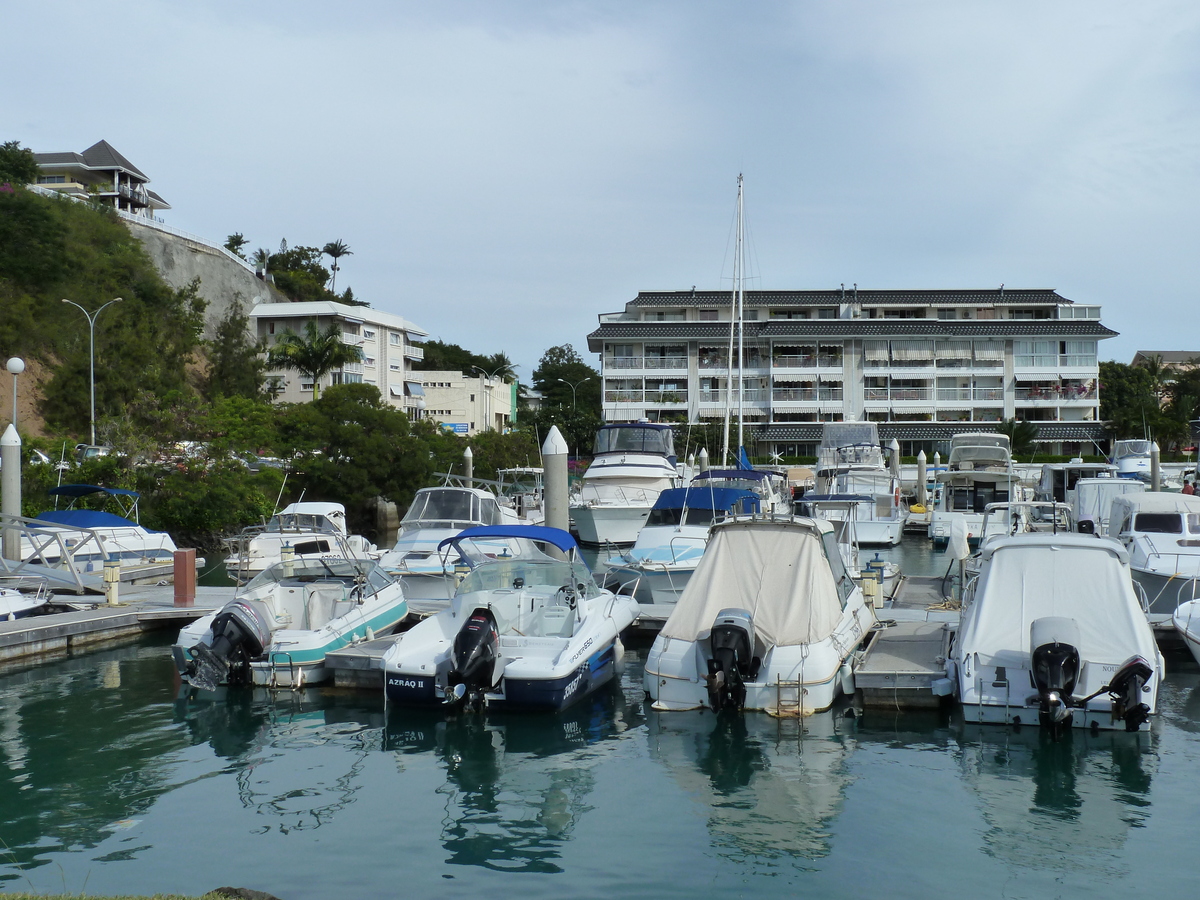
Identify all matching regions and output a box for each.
[363,329,376,340]
[937,308,957,319]
[268,322,275,334]
[37,175,67,184]
[390,363,400,371]
[390,333,402,345]
[699,309,719,321]
[470,394,475,402]
[817,308,837,319]
[364,356,375,366]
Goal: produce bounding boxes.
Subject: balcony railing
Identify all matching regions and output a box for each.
[890,388,932,401]
[772,355,816,368]
[772,389,818,402]
[1015,386,1098,402]
[643,356,687,369]
[404,344,424,361]
[644,391,687,404]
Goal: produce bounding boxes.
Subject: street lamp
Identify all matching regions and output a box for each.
[471,365,511,432]
[556,376,592,412]
[62,297,123,446]
[6,358,23,428]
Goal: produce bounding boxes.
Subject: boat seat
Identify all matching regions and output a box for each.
[529,605,574,638]
[305,583,346,629]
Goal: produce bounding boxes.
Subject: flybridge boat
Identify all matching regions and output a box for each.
[224,501,378,583]
[644,515,874,715]
[690,467,792,514]
[378,484,523,601]
[929,433,1019,550]
[1111,439,1156,481]
[814,423,905,546]
[950,532,1162,732]
[1106,492,1200,623]
[599,485,760,605]
[382,526,640,712]
[1035,460,1117,508]
[569,423,690,546]
[173,554,409,690]
[23,484,179,571]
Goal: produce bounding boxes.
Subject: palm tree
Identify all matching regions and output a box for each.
[481,352,517,382]
[997,418,1040,460]
[322,239,353,294]
[267,320,364,400]
[251,248,270,272]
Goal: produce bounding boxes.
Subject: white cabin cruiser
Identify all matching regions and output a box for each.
[569,423,689,546]
[383,525,639,712]
[599,485,760,605]
[1111,439,1156,482]
[690,467,792,514]
[929,433,1019,550]
[378,485,521,602]
[1035,460,1117,508]
[1106,492,1200,622]
[173,555,409,690]
[1072,477,1145,535]
[644,515,874,714]
[950,532,1162,732]
[224,501,378,583]
[815,422,905,545]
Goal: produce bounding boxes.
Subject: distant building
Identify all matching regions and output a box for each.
[587,288,1114,456]
[251,301,428,414]
[1131,351,1200,371]
[417,371,516,435]
[31,140,170,219]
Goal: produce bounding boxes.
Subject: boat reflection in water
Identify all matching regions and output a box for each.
[384,685,641,873]
[646,709,856,863]
[173,687,383,833]
[954,724,1156,872]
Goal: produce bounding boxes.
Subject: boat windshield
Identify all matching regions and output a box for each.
[645,506,730,528]
[1115,440,1153,457]
[456,557,598,597]
[594,425,674,456]
[246,557,393,595]
[402,489,501,529]
[949,446,1010,467]
[1134,513,1183,534]
[266,513,338,534]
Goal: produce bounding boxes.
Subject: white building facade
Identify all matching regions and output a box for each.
[417,371,516,435]
[586,289,1115,456]
[251,301,429,416]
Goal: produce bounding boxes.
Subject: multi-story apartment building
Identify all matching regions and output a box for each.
[417,371,516,435]
[32,140,170,219]
[586,288,1115,457]
[251,301,428,416]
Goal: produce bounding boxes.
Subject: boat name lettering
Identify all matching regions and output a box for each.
[388,676,425,689]
[562,669,587,700]
[570,637,594,663]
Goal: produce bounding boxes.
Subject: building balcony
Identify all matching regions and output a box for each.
[404,344,424,361]
[606,390,689,404]
[890,388,933,402]
[1015,386,1098,403]
[772,388,818,402]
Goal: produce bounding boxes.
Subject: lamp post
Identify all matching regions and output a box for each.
[556,376,592,412]
[6,358,23,429]
[61,297,122,446]
[472,365,510,432]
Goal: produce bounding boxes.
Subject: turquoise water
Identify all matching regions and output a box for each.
[2,552,1200,898]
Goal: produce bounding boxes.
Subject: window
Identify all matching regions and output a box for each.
[937,308,957,319]
[363,329,376,340]
[770,309,809,320]
[699,309,719,321]
[818,308,837,319]
[390,363,400,371]
[37,175,67,184]
[470,394,475,402]
[743,309,758,320]
[268,322,275,335]
[390,333,402,345]
[364,356,376,366]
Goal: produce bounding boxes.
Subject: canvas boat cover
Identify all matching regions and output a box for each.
[660,518,842,647]
[957,533,1156,669]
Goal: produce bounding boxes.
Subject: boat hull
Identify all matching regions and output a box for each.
[569,504,651,546]
[1131,568,1200,622]
[1173,601,1200,666]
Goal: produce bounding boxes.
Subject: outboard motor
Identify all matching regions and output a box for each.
[705,608,759,713]
[1077,519,1095,534]
[182,599,274,691]
[1029,617,1082,731]
[446,608,500,710]
[1106,655,1153,731]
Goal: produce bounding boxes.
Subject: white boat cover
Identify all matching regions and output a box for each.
[958,533,1154,668]
[659,519,842,647]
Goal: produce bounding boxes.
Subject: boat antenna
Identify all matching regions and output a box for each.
[272,471,289,517]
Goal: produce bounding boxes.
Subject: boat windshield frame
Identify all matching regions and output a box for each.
[244,557,393,596]
[456,556,603,599]
[593,424,675,457]
[401,488,502,530]
[265,513,340,534]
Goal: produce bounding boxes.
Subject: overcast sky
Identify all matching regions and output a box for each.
[8,1,1199,376]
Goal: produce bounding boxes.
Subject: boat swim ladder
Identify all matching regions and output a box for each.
[269,651,303,691]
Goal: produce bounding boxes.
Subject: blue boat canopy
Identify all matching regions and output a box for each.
[36,509,138,529]
[48,484,140,499]
[652,487,761,512]
[437,524,580,554]
[695,468,773,481]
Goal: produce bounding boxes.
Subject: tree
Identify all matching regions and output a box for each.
[532,344,601,414]
[997,418,1040,459]
[267,244,332,303]
[252,248,270,270]
[203,299,270,401]
[0,140,39,186]
[480,351,517,383]
[413,340,510,377]
[224,233,249,259]
[266,319,364,400]
[321,239,352,293]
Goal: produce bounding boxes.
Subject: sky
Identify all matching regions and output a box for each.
[7,0,1200,377]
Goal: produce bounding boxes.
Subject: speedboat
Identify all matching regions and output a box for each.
[173,555,409,690]
[815,422,905,545]
[950,532,1162,732]
[224,501,378,583]
[1106,492,1200,622]
[644,514,875,714]
[23,484,180,571]
[929,433,1021,550]
[378,484,522,602]
[382,525,639,712]
[599,484,760,604]
[1172,599,1200,666]
[569,423,690,546]
[1111,439,1156,481]
[0,580,48,619]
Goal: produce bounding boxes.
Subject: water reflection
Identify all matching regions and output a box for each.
[384,686,636,873]
[647,709,857,863]
[954,724,1156,873]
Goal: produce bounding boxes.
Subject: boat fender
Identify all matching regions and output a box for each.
[839,663,855,697]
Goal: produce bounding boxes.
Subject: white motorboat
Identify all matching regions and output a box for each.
[690,467,792,514]
[569,423,689,546]
[815,422,905,546]
[644,514,875,714]
[1111,439,1156,482]
[378,484,522,602]
[929,433,1020,550]
[1106,492,1200,622]
[599,484,760,605]
[23,484,179,571]
[224,501,378,583]
[382,525,639,712]
[0,580,48,620]
[1072,476,1145,534]
[173,554,409,690]
[794,493,901,599]
[950,532,1162,732]
[1172,599,1200,666]
[1035,460,1117,507]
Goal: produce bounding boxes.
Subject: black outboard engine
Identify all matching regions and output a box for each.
[1106,655,1153,732]
[705,608,759,713]
[182,599,273,692]
[1029,617,1082,731]
[1077,519,1095,534]
[447,608,500,710]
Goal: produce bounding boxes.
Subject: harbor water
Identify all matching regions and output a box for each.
[3,539,1200,899]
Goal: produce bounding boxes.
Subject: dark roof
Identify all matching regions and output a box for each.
[758,422,1108,443]
[629,288,1070,307]
[33,151,86,166]
[1132,351,1200,365]
[33,140,149,181]
[587,319,1117,350]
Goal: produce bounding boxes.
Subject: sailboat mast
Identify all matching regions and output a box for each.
[735,175,745,457]
[721,179,739,466]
